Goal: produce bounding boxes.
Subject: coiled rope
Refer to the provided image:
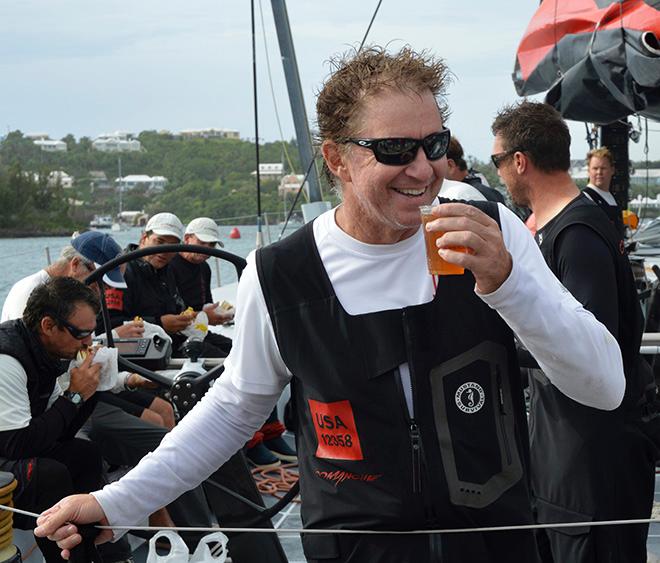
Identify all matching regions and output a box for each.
[251,463,300,502]
[0,478,18,559]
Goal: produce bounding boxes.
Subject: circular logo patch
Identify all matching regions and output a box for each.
[455,382,485,414]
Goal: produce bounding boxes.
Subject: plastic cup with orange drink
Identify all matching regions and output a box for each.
[419,205,469,276]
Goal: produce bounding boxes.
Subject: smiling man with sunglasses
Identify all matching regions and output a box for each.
[37,47,624,563]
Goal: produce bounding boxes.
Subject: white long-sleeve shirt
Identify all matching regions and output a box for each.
[95,204,624,532]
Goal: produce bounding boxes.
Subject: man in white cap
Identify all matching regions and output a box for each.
[169,217,234,329]
[105,212,191,341]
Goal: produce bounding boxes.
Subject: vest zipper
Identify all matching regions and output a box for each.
[400,310,426,496]
[496,367,512,465]
[410,420,422,493]
[394,368,424,494]
[401,311,443,545]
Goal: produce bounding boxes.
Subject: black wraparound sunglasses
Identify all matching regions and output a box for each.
[491,147,525,169]
[342,129,451,166]
[56,317,96,340]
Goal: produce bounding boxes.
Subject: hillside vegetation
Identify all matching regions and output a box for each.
[0,130,336,234]
[2,130,655,235]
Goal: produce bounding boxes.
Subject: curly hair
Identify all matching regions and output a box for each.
[587,146,614,166]
[23,277,100,332]
[316,45,450,185]
[491,101,571,173]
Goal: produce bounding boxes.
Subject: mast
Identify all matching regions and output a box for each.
[270,0,322,202]
[117,156,123,218]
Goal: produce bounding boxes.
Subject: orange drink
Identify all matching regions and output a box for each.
[419,205,467,276]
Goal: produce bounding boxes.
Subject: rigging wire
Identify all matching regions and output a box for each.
[250,0,263,249]
[358,0,383,52]
[257,0,299,179]
[640,116,650,223]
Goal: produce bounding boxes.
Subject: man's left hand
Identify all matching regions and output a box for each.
[425,202,512,294]
[204,303,235,325]
[114,321,145,339]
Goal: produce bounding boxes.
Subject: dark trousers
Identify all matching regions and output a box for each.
[87,402,215,529]
[1,438,131,563]
[304,530,539,563]
[536,427,655,563]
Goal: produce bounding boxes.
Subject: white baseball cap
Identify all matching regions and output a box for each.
[185,217,224,247]
[145,212,184,240]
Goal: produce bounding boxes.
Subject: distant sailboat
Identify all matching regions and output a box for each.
[89,215,113,229]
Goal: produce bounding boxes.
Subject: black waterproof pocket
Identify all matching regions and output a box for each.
[429,341,523,508]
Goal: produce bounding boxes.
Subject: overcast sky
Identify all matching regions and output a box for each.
[1,0,658,164]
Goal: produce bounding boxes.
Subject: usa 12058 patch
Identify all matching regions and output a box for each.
[308,399,363,460]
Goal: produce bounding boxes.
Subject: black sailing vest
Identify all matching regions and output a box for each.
[257,201,540,562]
[531,194,649,521]
[583,187,626,241]
[0,319,67,417]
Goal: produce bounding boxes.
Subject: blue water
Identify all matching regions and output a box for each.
[0,224,296,304]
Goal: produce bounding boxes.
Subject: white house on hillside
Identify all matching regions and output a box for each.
[93,131,141,152]
[179,128,240,139]
[116,175,168,192]
[34,139,67,152]
[24,170,74,188]
[47,170,74,189]
[252,163,284,178]
[278,174,306,196]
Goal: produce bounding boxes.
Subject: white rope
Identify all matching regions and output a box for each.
[93,518,660,535]
[0,503,658,536]
[0,505,41,519]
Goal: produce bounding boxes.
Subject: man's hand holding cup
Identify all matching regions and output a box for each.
[420,202,512,294]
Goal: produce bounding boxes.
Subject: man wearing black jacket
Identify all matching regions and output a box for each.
[0,277,131,562]
[105,212,190,347]
[168,217,233,355]
[491,101,655,563]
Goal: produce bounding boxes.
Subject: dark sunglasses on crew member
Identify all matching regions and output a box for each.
[491,147,525,169]
[343,129,451,166]
[57,317,96,340]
